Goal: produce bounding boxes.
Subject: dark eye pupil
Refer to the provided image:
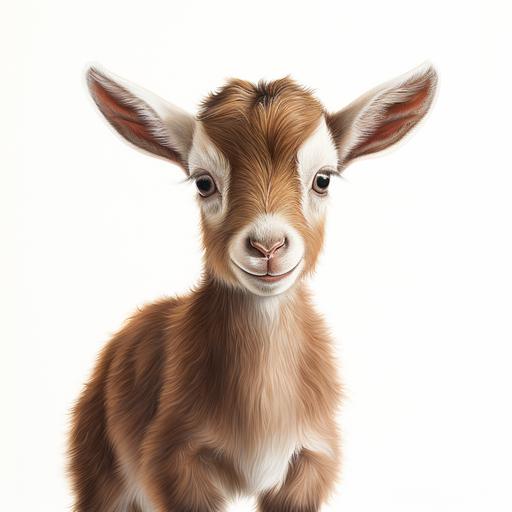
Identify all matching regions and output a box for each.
[196,178,212,193]
[316,175,330,189]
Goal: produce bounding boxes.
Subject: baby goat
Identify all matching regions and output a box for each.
[69,64,437,511]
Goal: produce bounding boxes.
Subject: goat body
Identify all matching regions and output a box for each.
[69,63,437,511]
[71,280,339,511]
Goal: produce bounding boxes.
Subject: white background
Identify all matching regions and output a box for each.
[3,1,512,510]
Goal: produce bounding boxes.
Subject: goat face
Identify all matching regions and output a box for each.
[190,79,333,296]
[87,65,437,296]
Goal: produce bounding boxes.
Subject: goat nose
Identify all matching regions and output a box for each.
[249,237,286,258]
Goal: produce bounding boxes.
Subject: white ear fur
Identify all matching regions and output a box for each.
[87,65,196,169]
[330,62,438,169]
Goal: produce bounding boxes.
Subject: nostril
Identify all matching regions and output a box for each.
[249,238,269,257]
[268,238,286,256]
[249,237,286,258]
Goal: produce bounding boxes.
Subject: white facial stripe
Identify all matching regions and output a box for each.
[188,122,229,185]
[297,117,338,183]
[296,117,338,224]
[188,122,230,223]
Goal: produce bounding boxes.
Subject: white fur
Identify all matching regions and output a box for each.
[239,435,299,494]
[296,118,338,225]
[235,297,302,493]
[229,213,305,297]
[115,457,156,512]
[187,122,231,223]
[301,430,336,459]
[230,296,336,493]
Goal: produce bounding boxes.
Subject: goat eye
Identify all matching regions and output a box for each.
[312,172,331,194]
[195,174,216,197]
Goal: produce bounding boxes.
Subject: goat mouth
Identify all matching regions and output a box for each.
[232,259,302,283]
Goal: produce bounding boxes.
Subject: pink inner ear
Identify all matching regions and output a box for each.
[89,76,182,163]
[366,114,417,143]
[90,81,155,143]
[387,87,430,117]
[349,81,433,159]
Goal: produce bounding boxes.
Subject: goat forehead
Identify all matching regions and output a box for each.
[198,77,325,169]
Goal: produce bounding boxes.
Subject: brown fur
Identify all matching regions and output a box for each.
[70,66,437,511]
[69,279,341,511]
[197,78,327,286]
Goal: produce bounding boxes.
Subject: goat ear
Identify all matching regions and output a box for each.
[86,66,196,171]
[327,63,437,170]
